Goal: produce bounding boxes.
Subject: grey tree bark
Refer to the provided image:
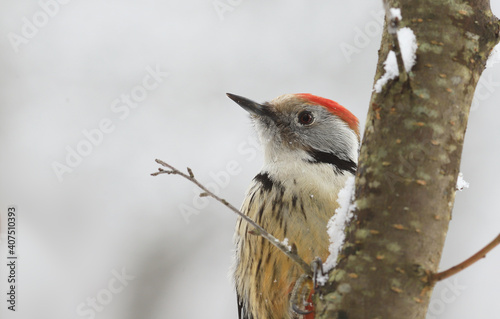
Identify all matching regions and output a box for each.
[315,1,500,318]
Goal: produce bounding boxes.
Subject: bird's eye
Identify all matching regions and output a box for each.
[298,111,314,125]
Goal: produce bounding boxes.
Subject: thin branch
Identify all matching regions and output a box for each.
[431,233,500,283]
[151,159,312,276]
[384,3,407,82]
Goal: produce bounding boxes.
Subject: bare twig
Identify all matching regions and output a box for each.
[431,233,500,283]
[384,3,407,82]
[151,159,312,276]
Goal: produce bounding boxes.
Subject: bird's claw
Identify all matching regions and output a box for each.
[311,257,325,288]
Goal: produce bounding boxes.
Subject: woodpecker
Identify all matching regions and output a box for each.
[227,93,360,319]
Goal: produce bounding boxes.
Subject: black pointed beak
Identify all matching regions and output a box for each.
[226,93,270,117]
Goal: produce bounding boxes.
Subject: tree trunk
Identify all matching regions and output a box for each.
[315,1,499,318]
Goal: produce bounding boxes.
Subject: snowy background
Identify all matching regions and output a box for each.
[1,1,499,318]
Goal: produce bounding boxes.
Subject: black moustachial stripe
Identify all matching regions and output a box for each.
[308,150,357,175]
[253,172,276,191]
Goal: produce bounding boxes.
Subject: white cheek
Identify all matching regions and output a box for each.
[339,129,359,162]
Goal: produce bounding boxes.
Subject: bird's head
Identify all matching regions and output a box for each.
[227,93,360,175]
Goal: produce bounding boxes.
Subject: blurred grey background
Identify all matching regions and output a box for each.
[0,1,499,318]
